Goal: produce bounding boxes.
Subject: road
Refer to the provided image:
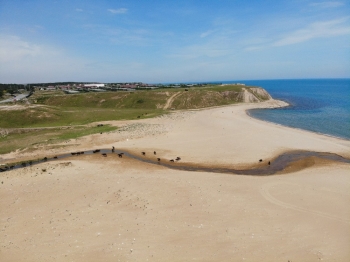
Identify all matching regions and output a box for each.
[0,93,29,104]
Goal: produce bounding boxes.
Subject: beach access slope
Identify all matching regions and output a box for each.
[1,99,350,261]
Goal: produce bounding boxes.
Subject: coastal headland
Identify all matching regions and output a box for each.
[1,86,350,261]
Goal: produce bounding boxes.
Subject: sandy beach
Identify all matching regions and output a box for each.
[1,99,350,261]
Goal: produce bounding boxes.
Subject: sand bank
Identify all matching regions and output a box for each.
[1,99,350,261]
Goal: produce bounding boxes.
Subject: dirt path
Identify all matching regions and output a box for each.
[163,92,181,109]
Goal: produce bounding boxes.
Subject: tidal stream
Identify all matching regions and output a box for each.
[1,149,349,175]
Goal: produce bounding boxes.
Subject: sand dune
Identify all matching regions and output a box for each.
[1,100,350,261]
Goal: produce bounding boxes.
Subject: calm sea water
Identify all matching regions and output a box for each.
[223,79,350,140]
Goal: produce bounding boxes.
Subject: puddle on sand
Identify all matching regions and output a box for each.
[1,149,349,176]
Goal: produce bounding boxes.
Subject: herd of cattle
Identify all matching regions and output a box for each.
[0,146,272,173]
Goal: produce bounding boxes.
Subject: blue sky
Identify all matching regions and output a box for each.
[0,0,349,83]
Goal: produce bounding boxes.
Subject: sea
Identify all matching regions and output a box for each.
[222,79,350,140]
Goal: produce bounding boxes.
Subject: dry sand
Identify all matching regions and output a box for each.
[1,100,350,261]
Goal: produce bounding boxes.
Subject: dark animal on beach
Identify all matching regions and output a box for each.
[102,153,107,157]
[176,157,181,161]
[21,162,26,167]
[112,146,115,153]
[76,152,81,155]
[43,157,48,161]
[80,151,84,154]
[154,151,156,155]
[118,153,124,158]
[71,152,76,155]
[170,159,174,162]
[259,159,263,162]
[157,158,161,161]
[142,152,146,155]
[97,124,104,127]
[93,150,100,153]
[268,161,271,165]
[54,156,58,159]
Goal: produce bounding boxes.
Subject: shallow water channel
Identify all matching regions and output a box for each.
[1,149,349,175]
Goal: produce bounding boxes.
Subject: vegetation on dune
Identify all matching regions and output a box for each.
[1,84,270,129]
[0,106,163,128]
[0,84,270,154]
[0,125,117,155]
[29,84,259,109]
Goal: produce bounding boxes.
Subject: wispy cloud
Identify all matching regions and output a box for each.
[200,30,215,38]
[0,35,54,62]
[108,8,128,14]
[244,46,265,52]
[0,35,89,83]
[273,17,350,46]
[82,24,153,45]
[168,36,235,60]
[309,1,344,8]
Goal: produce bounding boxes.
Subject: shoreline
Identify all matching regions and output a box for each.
[246,100,350,141]
[246,107,350,142]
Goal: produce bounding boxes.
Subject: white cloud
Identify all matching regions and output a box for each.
[76,8,83,12]
[108,8,128,14]
[309,1,344,8]
[273,17,350,46]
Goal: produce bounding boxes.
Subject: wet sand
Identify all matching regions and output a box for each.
[1,99,350,261]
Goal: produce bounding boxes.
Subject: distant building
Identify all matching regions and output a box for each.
[84,84,105,88]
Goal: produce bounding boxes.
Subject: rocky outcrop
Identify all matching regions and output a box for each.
[237,87,272,103]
